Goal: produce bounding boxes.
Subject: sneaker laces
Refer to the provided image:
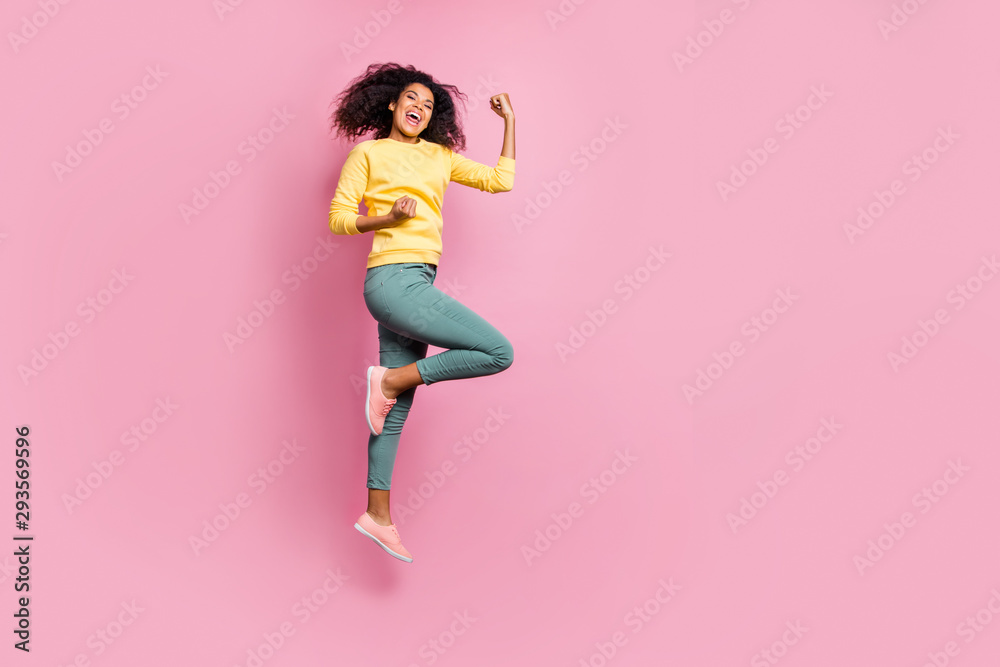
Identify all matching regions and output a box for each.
[379,398,397,416]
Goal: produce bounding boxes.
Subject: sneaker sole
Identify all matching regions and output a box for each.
[365,366,379,436]
[354,522,413,563]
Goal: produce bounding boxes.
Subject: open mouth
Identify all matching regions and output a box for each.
[405,111,421,127]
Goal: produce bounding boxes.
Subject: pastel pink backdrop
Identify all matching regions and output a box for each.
[3,0,1000,665]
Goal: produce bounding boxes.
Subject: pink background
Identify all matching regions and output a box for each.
[3,0,1000,665]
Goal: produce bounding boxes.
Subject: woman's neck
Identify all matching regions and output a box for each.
[385,128,421,144]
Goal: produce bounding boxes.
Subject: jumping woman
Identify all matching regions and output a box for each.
[328,63,516,563]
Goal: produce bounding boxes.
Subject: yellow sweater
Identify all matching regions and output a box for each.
[329,138,515,268]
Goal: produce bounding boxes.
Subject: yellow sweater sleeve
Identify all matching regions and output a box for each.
[449,152,515,193]
[329,143,370,235]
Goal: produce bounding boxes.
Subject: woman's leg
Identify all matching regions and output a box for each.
[380,363,424,399]
[361,262,513,522]
[378,263,514,392]
[365,323,427,523]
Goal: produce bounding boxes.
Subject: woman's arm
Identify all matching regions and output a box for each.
[492,93,515,160]
[330,142,412,233]
[353,198,416,233]
[448,93,517,193]
[329,144,369,235]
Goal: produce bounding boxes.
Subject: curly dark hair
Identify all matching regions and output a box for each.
[329,62,468,152]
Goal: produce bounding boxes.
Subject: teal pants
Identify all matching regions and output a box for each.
[362,262,513,489]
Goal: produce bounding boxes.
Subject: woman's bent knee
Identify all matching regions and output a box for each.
[492,337,514,373]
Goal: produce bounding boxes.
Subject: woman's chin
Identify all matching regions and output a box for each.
[399,122,423,136]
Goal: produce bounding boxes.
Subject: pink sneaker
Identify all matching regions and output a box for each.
[366,366,396,436]
[354,512,413,562]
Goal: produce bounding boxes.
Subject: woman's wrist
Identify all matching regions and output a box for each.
[355,213,395,233]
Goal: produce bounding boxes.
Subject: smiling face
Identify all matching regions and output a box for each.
[389,83,434,140]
